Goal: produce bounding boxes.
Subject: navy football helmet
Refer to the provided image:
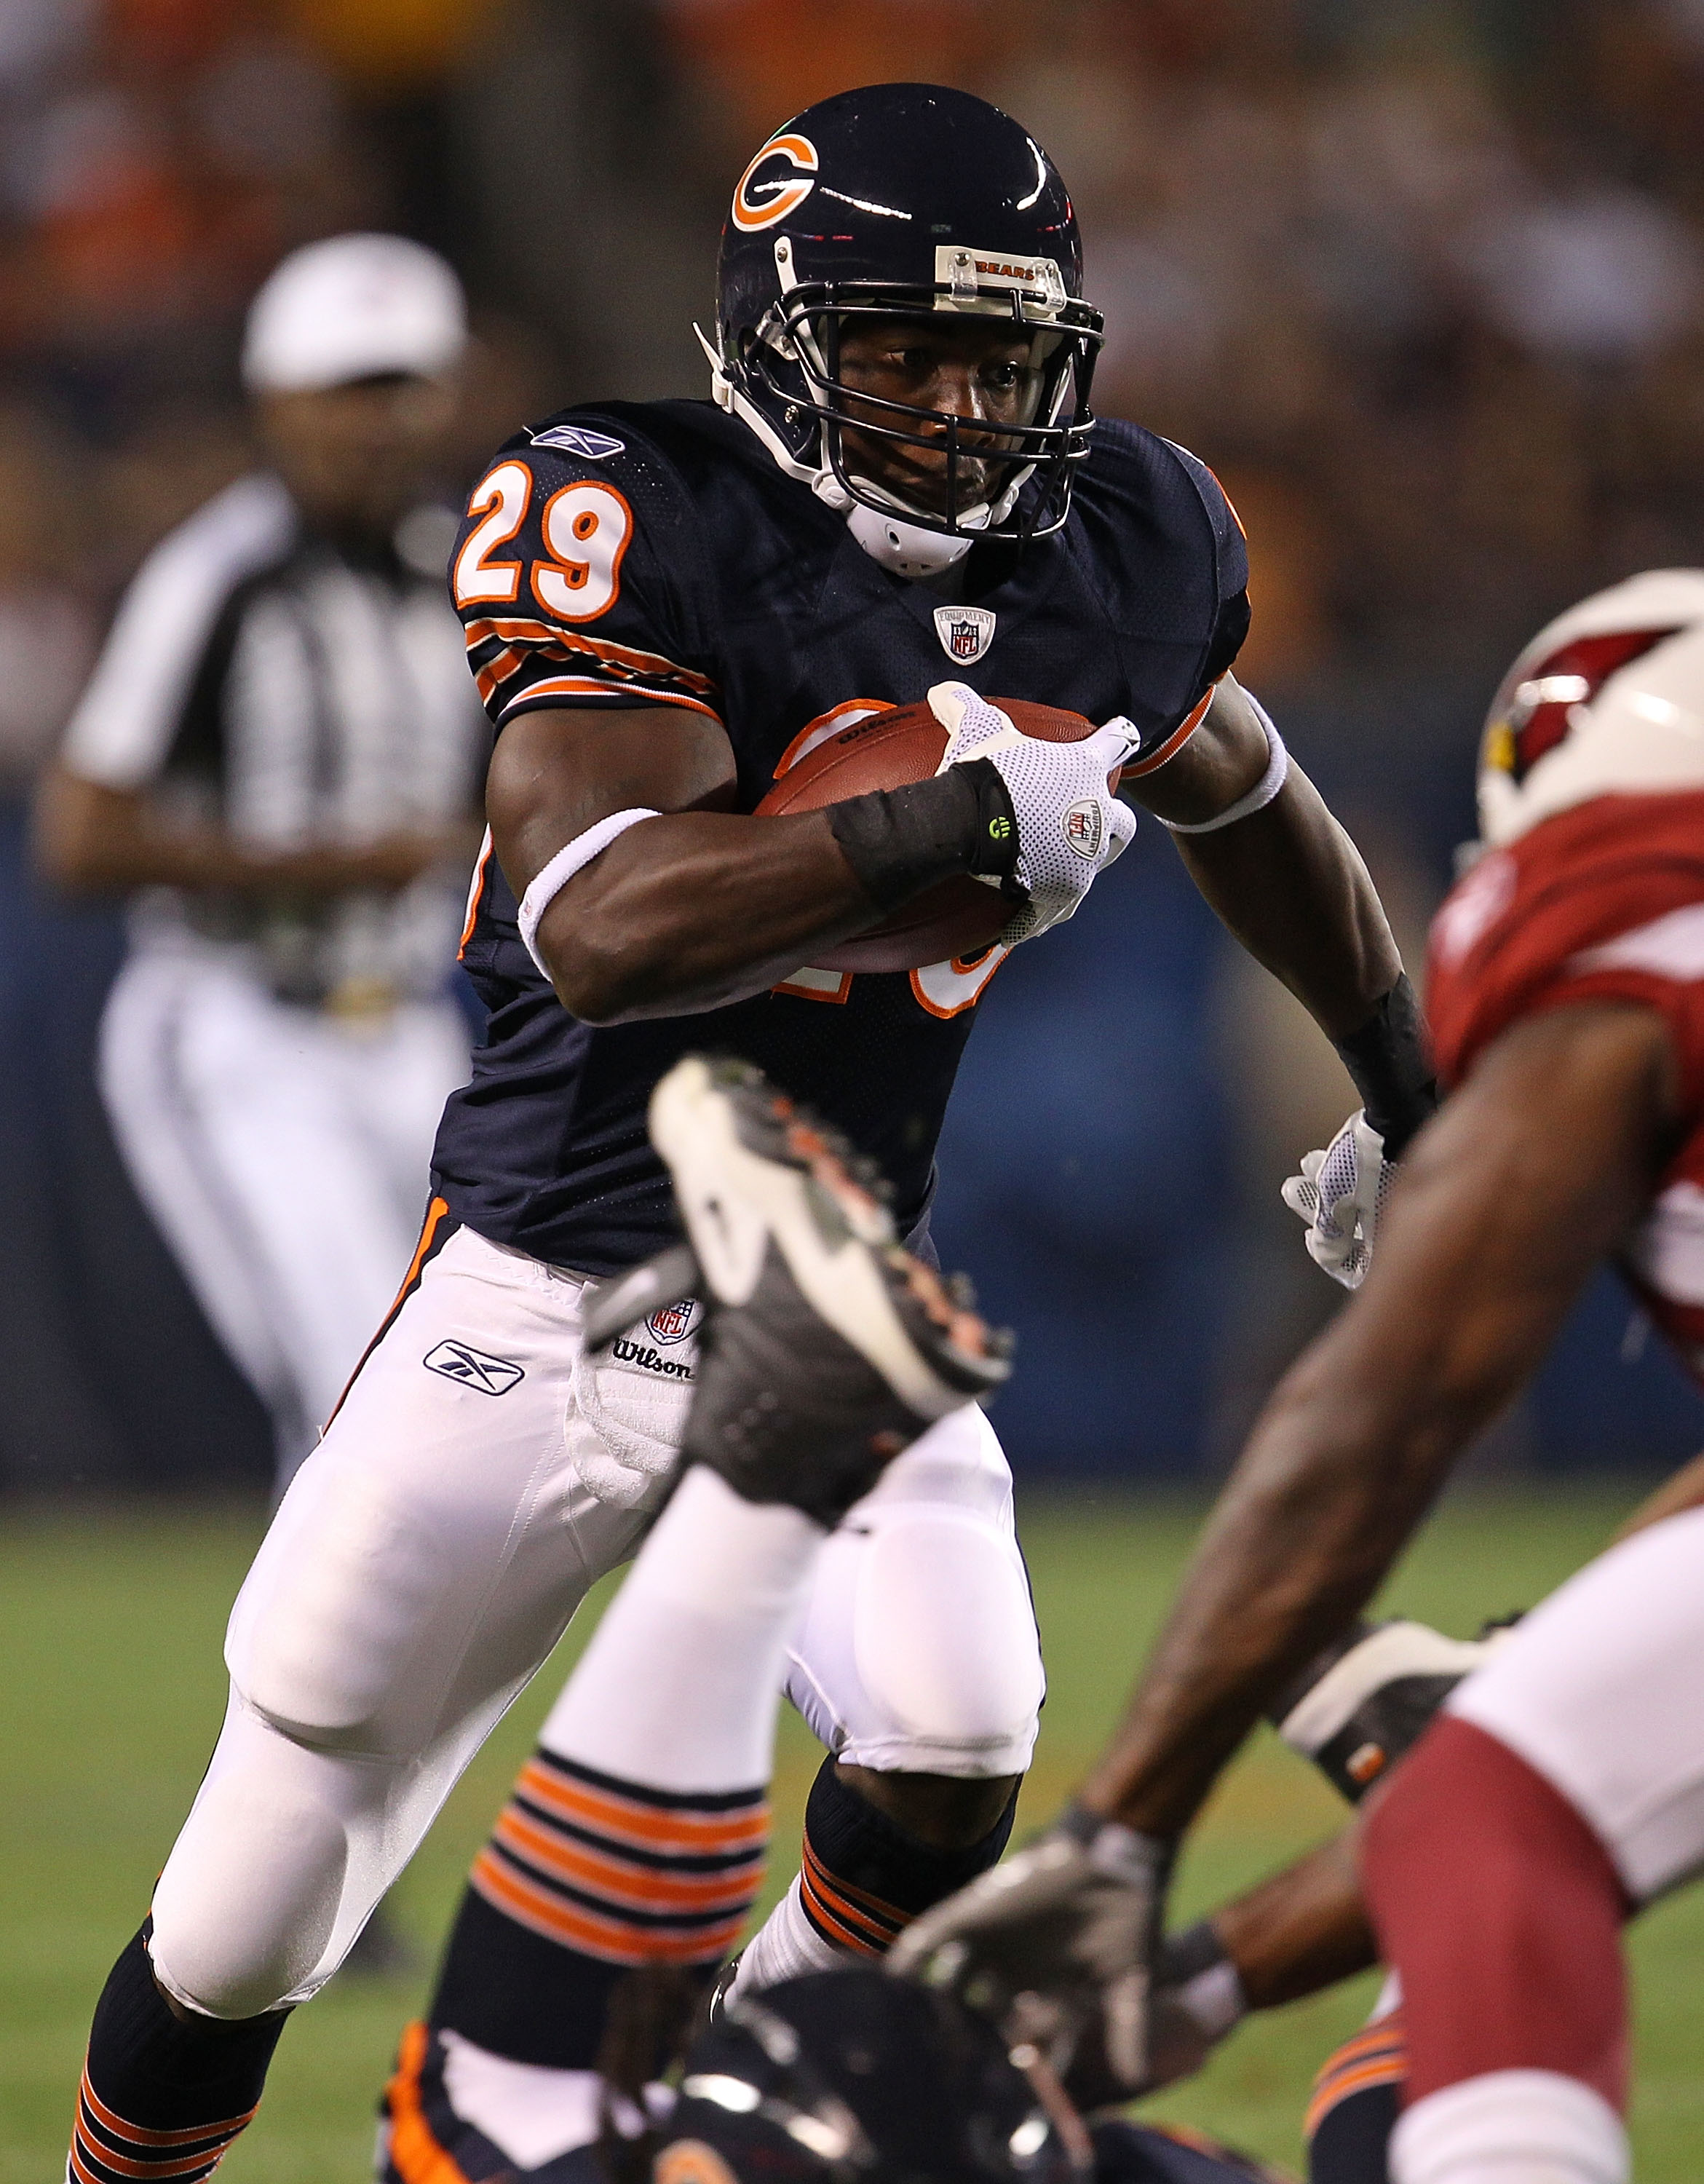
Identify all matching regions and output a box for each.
[706,84,1104,575]
[654,1969,1086,2184]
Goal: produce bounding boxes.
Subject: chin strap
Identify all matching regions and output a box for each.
[694,321,992,581]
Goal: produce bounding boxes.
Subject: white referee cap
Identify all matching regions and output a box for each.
[242,233,467,394]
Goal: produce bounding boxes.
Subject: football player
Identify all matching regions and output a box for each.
[62,83,1432,2184]
[897,569,1704,2184]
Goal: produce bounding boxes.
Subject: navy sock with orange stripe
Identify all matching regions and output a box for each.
[797,1753,1018,1958]
[428,1751,768,2070]
[1305,2011,1406,2184]
[71,1925,287,2184]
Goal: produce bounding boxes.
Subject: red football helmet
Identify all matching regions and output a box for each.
[1478,568,1704,844]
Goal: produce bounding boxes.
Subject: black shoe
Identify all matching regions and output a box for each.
[584,1056,1010,1528]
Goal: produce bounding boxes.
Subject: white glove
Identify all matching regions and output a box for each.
[930,682,1138,944]
[1282,1109,1391,1290]
[887,1803,1170,2105]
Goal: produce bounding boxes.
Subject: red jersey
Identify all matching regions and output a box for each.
[1427,791,1704,1379]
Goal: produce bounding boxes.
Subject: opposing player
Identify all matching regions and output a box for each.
[38,234,486,1492]
[60,82,1430,2184]
[897,568,1704,2184]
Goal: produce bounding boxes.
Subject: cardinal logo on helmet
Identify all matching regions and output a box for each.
[732,132,819,232]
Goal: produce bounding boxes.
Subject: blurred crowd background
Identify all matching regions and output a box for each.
[7,0,1704,1496]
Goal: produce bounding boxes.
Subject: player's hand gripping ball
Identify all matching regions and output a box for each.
[930,683,1138,943]
[755,687,1137,971]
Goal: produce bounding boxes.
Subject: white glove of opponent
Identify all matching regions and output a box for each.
[1281,1109,1391,1291]
[930,682,1138,944]
[887,1803,1170,2106]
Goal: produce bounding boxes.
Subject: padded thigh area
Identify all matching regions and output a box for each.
[785,1404,1044,1776]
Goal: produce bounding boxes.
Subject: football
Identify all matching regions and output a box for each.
[756,696,1103,973]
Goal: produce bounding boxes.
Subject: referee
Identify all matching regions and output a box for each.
[38,234,489,1495]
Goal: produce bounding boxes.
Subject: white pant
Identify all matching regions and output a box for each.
[148,1226,1043,2019]
[1449,1500,1704,1902]
[100,946,469,1483]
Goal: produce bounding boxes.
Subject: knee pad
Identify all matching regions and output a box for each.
[1361,1716,1629,2113]
[150,1770,348,2017]
[791,1503,1043,1773]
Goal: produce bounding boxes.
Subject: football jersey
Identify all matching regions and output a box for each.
[1427,790,1704,1379]
[435,398,1249,1273]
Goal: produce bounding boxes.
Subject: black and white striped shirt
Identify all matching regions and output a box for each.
[61,473,488,1004]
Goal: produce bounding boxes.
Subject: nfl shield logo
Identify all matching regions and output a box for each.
[932,604,996,664]
[646,1298,700,1345]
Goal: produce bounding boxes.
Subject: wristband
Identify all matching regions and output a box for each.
[518,807,660,976]
[1334,972,1438,1159]
[1158,692,1288,834]
[827,759,1018,914]
[1154,1919,1248,2041]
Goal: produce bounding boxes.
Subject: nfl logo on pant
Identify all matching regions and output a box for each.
[933,604,996,663]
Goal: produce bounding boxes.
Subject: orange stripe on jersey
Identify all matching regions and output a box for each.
[469,1851,746,1964]
[1119,685,1216,780]
[459,830,494,958]
[515,1760,769,1853]
[462,620,719,696]
[384,2021,477,2184]
[502,676,723,724]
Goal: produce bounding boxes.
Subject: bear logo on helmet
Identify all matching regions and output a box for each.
[732,133,820,232]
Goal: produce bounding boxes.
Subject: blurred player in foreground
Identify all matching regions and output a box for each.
[897,568,1704,2184]
[37,232,487,1494]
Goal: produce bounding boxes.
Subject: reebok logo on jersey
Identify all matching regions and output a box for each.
[934,604,996,664]
[423,1339,526,1396]
[528,424,627,461]
[611,1337,695,1380]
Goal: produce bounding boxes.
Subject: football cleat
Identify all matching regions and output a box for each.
[1267,1618,1513,1802]
[584,1056,1010,1528]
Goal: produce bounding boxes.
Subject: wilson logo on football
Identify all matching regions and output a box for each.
[1062,799,1103,858]
[732,132,819,232]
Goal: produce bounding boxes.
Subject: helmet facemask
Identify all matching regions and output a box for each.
[723,247,1103,548]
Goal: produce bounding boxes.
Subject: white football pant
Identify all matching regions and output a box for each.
[1446,1498,1704,1902]
[146,1224,1043,2019]
[99,946,470,1488]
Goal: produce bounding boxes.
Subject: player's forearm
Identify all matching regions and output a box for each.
[1210,1828,1376,2010]
[1083,1017,1665,1838]
[534,808,884,1022]
[1173,764,1402,1042]
[1079,1354,1466,1836]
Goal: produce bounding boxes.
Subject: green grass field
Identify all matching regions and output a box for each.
[5,1484,1700,2182]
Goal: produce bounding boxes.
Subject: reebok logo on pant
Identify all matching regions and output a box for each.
[423,1340,525,1396]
